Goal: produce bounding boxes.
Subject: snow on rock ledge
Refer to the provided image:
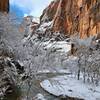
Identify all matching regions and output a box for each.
[40,76,100,100]
[42,41,71,53]
[38,21,53,32]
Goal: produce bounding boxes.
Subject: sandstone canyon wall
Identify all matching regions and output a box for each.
[40,0,100,39]
[0,0,9,13]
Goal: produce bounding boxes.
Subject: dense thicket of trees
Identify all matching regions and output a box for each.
[71,35,100,85]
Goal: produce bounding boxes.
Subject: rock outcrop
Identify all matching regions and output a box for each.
[0,44,24,100]
[0,57,22,100]
[0,0,9,13]
[40,0,100,39]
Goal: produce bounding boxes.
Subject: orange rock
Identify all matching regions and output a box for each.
[0,0,9,13]
[40,0,100,39]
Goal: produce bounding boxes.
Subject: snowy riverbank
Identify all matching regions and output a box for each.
[41,75,100,100]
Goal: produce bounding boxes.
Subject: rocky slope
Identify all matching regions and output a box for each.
[40,0,100,39]
[0,56,24,100]
[0,42,25,100]
[0,0,9,13]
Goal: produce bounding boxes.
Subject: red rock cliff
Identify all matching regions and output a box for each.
[0,0,9,13]
[40,0,100,39]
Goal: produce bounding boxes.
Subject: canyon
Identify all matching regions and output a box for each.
[40,0,100,39]
[0,0,99,39]
[0,0,100,100]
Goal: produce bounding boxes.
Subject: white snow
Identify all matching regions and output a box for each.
[23,38,71,53]
[32,17,40,23]
[41,21,53,27]
[42,41,71,53]
[40,75,100,100]
[33,93,46,100]
[18,60,24,66]
[38,21,53,32]
[22,34,31,43]
[37,69,71,74]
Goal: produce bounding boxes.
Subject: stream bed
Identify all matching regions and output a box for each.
[21,73,68,100]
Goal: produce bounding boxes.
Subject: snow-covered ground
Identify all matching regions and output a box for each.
[40,75,100,100]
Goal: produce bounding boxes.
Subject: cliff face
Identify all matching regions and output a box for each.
[0,0,9,13]
[40,0,100,39]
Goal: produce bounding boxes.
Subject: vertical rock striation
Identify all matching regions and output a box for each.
[40,0,100,39]
[0,0,9,13]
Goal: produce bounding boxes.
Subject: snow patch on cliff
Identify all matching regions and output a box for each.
[42,41,71,53]
[38,21,53,32]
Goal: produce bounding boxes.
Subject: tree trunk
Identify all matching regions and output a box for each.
[77,58,81,80]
